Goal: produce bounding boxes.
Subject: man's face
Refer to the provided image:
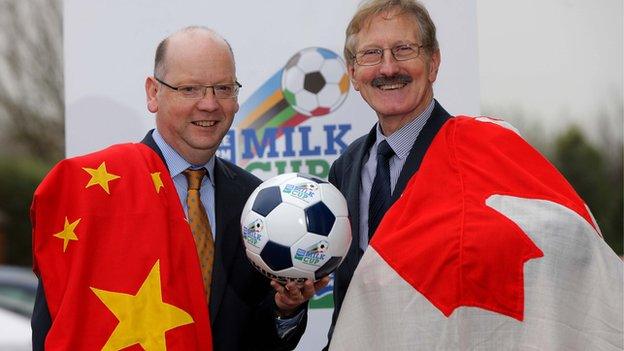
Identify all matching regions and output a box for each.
[348,12,440,129]
[146,32,239,164]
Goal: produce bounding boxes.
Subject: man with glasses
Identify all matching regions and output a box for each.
[326,1,622,350]
[32,26,325,350]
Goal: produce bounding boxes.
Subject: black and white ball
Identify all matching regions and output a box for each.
[241,173,351,283]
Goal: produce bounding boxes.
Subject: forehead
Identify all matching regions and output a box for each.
[164,32,236,82]
[355,12,421,48]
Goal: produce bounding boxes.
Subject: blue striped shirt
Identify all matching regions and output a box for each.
[359,99,435,250]
[152,129,216,237]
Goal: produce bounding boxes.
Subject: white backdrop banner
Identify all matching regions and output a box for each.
[64,1,478,349]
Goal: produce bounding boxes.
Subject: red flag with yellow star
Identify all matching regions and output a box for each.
[32,143,213,350]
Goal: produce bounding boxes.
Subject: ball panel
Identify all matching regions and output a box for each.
[241,212,270,254]
[297,49,324,72]
[291,233,332,271]
[317,84,342,108]
[303,71,326,94]
[318,183,349,217]
[274,267,315,282]
[316,47,338,60]
[314,256,343,280]
[326,217,351,257]
[279,177,322,208]
[320,59,346,84]
[305,202,336,236]
[264,202,307,246]
[260,240,294,271]
[283,66,305,93]
[293,90,317,114]
[283,52,301,70]
[252,186,282,217]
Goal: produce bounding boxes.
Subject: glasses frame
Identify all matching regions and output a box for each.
[154,77,242,99]
[352,43,424,66]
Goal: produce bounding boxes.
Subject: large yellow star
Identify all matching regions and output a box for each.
[151,172,164,193]
[90,260,194,351]
[53,217,81,252]
[83,162,121,194]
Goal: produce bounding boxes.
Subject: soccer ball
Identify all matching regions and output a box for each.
[281,47,350,117]
[241,173,351,283]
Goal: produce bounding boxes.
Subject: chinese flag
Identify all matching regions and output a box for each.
[330,117,623,350]
[32,143,212,350]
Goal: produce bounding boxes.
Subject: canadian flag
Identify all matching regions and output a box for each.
[330,117,623,350]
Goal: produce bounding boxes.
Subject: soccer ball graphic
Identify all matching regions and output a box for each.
[241,173,351,283]
[281,47,350,117]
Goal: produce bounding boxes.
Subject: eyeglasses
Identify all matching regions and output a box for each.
[352,43,424,66]
[154,77,242,99]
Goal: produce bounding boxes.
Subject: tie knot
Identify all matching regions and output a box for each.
[183,168,207,190]
[377,140,394,159]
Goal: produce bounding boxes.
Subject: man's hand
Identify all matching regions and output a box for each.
[271,276,330,317]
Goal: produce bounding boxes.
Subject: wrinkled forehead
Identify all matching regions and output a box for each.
[352,10,422,49]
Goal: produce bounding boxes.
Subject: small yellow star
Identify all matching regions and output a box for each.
[151,172,164,193]
[91,260,194,351]
[83,162,121,194]
[53,217,81,252]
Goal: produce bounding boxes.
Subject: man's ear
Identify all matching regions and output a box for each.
[348,64,360,91]
[145,76,159,113]
[428,49,441,83]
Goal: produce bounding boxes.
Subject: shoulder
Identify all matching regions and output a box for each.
[215,157,262,189]
[332,133,369,168]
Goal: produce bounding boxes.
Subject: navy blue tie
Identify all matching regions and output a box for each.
[368,140,394,239]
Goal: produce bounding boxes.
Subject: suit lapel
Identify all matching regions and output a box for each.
[391,101,451,203]
[344,128,376,265]
[209,158,240,322]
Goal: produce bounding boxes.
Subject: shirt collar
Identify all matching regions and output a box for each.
[152,129,216,185]
[375,98,435,159]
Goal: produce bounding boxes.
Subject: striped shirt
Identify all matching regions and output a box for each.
[358,99,435,251]
[152,129,217,237]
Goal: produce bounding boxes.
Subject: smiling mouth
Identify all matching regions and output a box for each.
[378,83,407,90]
[372,75,413,91]
[192,121,216,127]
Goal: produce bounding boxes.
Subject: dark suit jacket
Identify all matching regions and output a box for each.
[326,101,450,347]
[31,131,307,351]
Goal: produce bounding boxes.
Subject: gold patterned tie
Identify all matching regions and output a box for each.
[183,168,215,302]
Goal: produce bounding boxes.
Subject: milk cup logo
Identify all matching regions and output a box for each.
[282,182,318,202]
[219,47,352,179]
[242,219,264,248]
[294,240,329,266]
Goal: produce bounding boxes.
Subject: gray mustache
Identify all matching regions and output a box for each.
[372,75,413,87]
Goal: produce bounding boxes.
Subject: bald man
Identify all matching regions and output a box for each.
[31,26,327,351]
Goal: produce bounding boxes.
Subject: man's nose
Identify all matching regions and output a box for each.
[196,88,220,111]
[378,49,400,76]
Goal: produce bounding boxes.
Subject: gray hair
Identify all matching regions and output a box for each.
[344,0,439,66]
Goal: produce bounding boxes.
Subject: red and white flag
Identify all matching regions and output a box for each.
[32,143,212,350]
[330,117,623,350]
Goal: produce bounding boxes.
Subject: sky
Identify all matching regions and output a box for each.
[477,0,623,142]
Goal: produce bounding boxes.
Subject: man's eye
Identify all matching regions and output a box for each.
[180,86,200,93]
[362,49,381,56]
[394,45,413,53]
[214,85,233,93]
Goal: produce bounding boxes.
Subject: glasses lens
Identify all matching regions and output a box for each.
[213,84,239,98]
[356,49,382,66]
[178,85,205,99]
[393,45,419,61]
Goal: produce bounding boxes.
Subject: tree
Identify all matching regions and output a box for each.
[0,0,64,163]
[553,126,623,255]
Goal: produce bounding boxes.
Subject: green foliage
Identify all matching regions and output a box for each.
[553,126,623,255]
[0,157,50,266]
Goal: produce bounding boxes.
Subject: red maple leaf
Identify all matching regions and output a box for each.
[371,117,593,320]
